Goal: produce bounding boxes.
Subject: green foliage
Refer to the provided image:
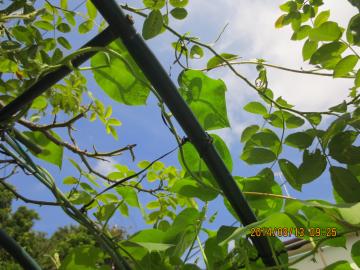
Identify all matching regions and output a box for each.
[91,40,150,105]
[142,10,163,40]
[0,0,359,269]
[178,70,230,130]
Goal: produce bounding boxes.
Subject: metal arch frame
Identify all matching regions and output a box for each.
[0,1,279,267]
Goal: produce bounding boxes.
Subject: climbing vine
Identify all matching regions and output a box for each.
[0,0,359,269]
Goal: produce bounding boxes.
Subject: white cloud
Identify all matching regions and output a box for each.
[94,157,117,176]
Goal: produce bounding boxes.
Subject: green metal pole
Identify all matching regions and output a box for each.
[90,0,277,266]
[0,228,42,270]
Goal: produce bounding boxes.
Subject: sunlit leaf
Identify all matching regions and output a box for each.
[91,40,150,105]
[179,70,230,130]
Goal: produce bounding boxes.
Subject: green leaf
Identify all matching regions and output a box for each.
[310,41,347,69]
[275,14,286,28]
[31,96,47,110]
[190,45,204,59]
[115,186,140,208]
[309,21,342,41]
[91,40,150,105]
[302,39,318,61]
[241,148,276,164]
[333,55,358,78]
[56,22,71,33]
[279,159,301,191]
[356,69,360,88]
[96,203,117,221]
[57,36,72,50]
[63,176,78,185]
[179,134,232,173]
[313,10,330,27]
[338,202,360,225]
[241,125,260,143]
[245,129,281,155]
[280,1,298,12]
[0,57,17,73]
[322,113,350,146]
[34,20,54,31]
[324,261,353,270]
[352,240,360,267]
[142,10,163,40]
[11,26,33,44]
[298,149,326,184]
[329,100,347,113]
[291,25,311,40]
[133,242,174,252]
[171,178,218,201]
[284,132,314,149]
[178,70,230,130]
[169,0,189,8]
[60,246,105,270]
[86,0,97,20]
[347,14,360,46]
[244,102,267,115]
[65,11,76,26]
[143,0,166,9]
[23,131,63,168]
[330,166,360,203]
[170,8,188,20]
[305,112,322,125]
[78,20,94,34]
[286,114,305,128]
[60,0,68,9]
[329,131,360,164]
[236,169,283,217]
[206,53,238,70]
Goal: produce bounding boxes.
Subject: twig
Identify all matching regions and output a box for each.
[0,180,61,206]
[80,142,187,212]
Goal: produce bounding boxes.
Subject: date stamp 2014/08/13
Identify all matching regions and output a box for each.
[250,227,337,237]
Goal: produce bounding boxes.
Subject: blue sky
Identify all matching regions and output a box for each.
[7,0,358,237]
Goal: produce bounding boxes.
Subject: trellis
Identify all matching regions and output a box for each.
[0,0,279,267]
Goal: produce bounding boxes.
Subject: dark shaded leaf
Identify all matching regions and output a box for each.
[330,166,360,203]
[142,10,163,40]
[298,149,327,184]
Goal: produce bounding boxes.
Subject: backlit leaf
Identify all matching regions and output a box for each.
[333,55,358,78]
[314,10,330,27]
[91,40,150,105]
[309,21,342,41]
[206,53,238,70]
[169,0,189,8]
[23,131,63,168]
[241,125,260,143]
[244,102,267,115]
[310,41,347,69]
[302,39,318,61]
[179,70,230,130]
